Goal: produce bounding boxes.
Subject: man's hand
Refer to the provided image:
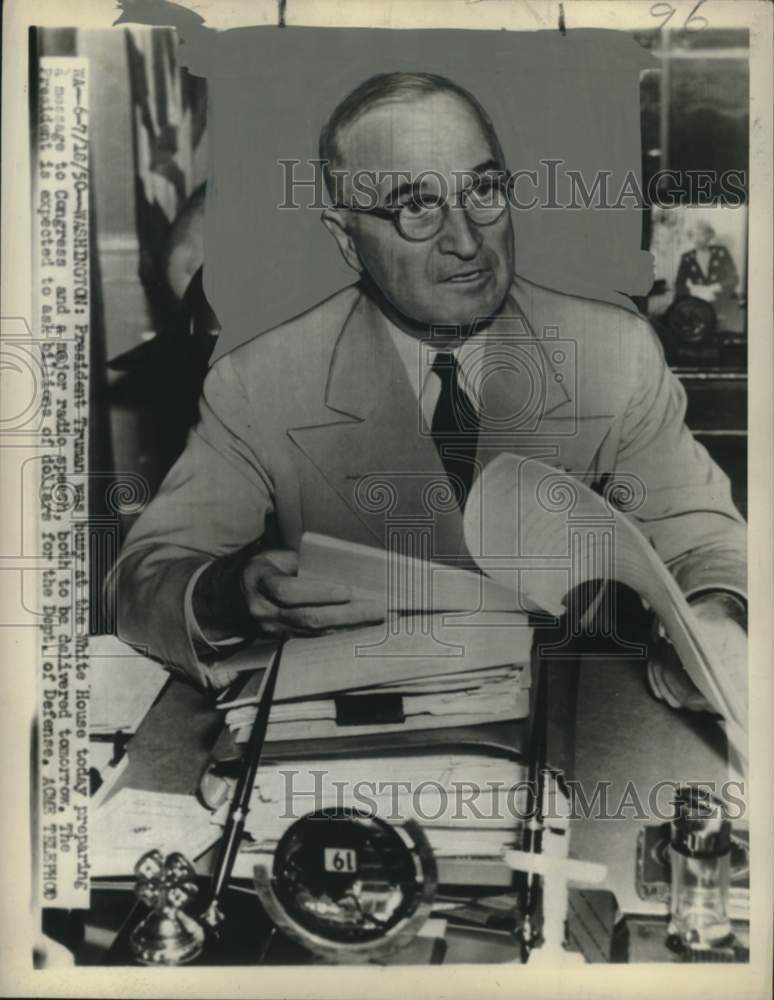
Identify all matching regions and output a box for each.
[647,592,748,727]
[239,549,386,637]
[193,546,386,644]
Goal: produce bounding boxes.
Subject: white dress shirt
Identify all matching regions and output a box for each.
[385,320,484,428]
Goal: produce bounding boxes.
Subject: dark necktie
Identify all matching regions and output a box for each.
[430,352,480,509]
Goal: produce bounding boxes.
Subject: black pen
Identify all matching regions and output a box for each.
[201,639,285,931]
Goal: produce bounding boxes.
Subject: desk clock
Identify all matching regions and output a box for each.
[252,809,437,962]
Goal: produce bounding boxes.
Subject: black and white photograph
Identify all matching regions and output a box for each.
[1,0,772,995]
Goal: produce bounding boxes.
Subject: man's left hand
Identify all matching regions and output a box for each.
[647,593,748,726]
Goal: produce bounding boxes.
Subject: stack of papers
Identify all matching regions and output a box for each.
[241,752,527,837]
[209,537,532,889]
[227,751,527,885]
[223,662,529,743]
[215,602,532,745]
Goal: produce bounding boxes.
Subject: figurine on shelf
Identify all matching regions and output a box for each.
[673,219,744,338]
[674,220,739,305]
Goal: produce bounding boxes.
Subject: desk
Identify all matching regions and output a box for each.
[571,638,738,918]
[76,622,744,964]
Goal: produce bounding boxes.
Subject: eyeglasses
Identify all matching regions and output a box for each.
[338,173,509,243]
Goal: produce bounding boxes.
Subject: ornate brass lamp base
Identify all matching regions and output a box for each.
[130,907,205,965]
[129,849,205,965]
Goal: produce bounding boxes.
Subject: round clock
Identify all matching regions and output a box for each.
[253,809,437,961]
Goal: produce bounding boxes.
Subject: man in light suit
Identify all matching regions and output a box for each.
[113,73,747,717]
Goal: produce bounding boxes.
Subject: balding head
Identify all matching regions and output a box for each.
[319,73,506,201]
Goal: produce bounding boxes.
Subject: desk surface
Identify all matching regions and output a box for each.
[570,645,739,917]
[109,640,738,918]
[95,629,742,964]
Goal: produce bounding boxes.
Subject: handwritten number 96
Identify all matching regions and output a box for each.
[650,0,708,32]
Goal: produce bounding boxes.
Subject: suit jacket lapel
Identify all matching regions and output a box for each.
[288,290,467,557]
[474,279,617,470]
[288,277,618,560]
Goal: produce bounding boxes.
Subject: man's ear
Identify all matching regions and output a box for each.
[321,209,362,274]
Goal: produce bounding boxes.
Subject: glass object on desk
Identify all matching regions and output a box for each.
[668,786,733,951]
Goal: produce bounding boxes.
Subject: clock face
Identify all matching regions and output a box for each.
[271,809,424,943]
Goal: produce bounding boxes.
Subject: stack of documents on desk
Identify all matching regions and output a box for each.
[211,536,531,887]
[217,614,530,886]
[222,660,529,743]
[215,604,533,744]
[229,752,527,886]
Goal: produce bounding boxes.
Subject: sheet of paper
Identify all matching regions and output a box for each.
[466,453,747,764]
[216,668,267,709]
[250,752,526,789]
[89,634,169,734]
[224,663,527,720]
[273,611,532,702]
[238,827,516,860]
[219,658,529,713]
[88,740,130,808]
[225,752,529,843]
[233,710,522,744]
[226,671,529,744]
[299,531,519,612]
[211,638,277,675]
[90,788,222,876]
